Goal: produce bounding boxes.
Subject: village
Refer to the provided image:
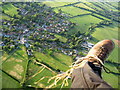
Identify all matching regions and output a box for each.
[2,2,94,58]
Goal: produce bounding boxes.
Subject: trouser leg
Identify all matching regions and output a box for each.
[71,61,113,89]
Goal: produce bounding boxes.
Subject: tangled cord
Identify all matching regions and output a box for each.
[47,55,111,88]
[87,55,111,73]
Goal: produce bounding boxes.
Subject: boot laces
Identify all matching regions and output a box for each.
[47,54,111,88]
[74,52,111,73]
[97,46,109,60]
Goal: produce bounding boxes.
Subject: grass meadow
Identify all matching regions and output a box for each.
[54,34,67,43]
[92,25,119,62]
[54,6,91,16]
[74,3,95,11]
[68,15,102,34]
[2,71,21,88]
[1,14,10,20]
[2,46,28,83]
[34,51,72,71]
[42,2,72,7]
[2,3,18,17]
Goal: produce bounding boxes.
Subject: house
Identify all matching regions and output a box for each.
[81,41,94,49]
[87,42,94,48]
[23,29,29,33]
[0,42,5,46]
[25,43,30,48]
[19,38,26,44]
[68,52,73,56]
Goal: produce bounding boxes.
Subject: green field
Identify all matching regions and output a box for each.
[85,2,103,11]
[1,13,10,20]
[103,63,119,88]
[52,52,72,66]
[34,51,72,71]
[94,2,117,11]
[75,3,95,11]
[107,2,118,9]
[2,45,73,88]
[68,15,102,34]
[54,34,67,43]
[54,6,91,16]
[92,13,111,21]
[92,26,118,40]
[92,25,119,62]
[2,51,10,63]
[2,3,18,17]
[2,46,28,83]
[25,61,54,88]
[42,1,72,7]
[2,71,21,88]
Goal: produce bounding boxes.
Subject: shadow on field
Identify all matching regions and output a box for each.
[109,72,120,76]
[105,60,120,76]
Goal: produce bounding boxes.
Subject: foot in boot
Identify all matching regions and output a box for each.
[86,40,115,66]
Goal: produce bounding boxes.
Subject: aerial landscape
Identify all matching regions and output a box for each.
[1,0,120,89]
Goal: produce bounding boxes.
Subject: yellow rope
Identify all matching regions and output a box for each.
[34,77,45,84]
[47,59,88,88]
[47,55,108,88]
[28,66,45,80]
[35,61,57,74]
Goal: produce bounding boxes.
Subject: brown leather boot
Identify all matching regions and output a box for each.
[71,40,115,89]
[75,40,115,78]
[86,40,115,66]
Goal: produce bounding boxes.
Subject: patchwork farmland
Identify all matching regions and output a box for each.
[1,1,119,89]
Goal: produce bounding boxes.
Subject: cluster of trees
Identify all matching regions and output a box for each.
[2,36,19,53]
[67,31,90,49]
[89,20,112,34]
